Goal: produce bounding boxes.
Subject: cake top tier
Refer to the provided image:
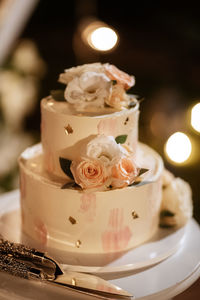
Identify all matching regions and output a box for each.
[58,62,136,111]
[41,63,143,191]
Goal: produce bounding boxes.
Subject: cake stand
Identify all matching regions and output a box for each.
[0,190,200,300]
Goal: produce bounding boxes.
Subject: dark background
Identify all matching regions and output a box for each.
[17,0,200,222]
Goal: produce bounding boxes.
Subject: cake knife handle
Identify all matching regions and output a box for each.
[0,253,46,280]
[0,237,59,273]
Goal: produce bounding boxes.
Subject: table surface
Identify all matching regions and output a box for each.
[0,190,200,300]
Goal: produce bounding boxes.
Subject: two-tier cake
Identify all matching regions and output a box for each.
[18,63,193,261]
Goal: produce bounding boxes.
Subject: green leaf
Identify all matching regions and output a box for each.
[59,157,74,179]
[159,223,175,228]
[61,182,80,189]
[50,90,65,102]
[128,101,137,109]
[112,80,117,85]
[115,135,128,144]
[160,210,175,218]
[128,180,150,187]
[128,95,144,109]
[137,95,145,103]
[138,168,149,176]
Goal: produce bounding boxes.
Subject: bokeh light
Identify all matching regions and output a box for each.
[89,26,118,51]
[191,103,200,133]
[165,132,192,164]
[81,20,118,52]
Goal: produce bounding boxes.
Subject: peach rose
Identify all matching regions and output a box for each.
[105,83,130,109]
[71,160,109,190]
[104,63,135,90]
[111,157,138,188]
[58,63,112,109]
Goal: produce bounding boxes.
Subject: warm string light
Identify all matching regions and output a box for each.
[165,132,192,164]
[81,20,118,52]
[191,102,200,133]
[90,26,118,51]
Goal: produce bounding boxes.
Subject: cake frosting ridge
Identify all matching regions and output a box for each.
[19,62,193,260]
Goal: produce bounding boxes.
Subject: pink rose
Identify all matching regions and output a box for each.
[104,63,135,90]
[111,157,138,188]
[105,83,130,109]
[71,160,109,189]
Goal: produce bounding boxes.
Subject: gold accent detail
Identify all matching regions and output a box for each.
[69,216,77,225]
[76,240,81,248]
[71,278,76,286]
[162,184,168,190]
[64,124,73,135]
[132,211,139,219]
[124,117,129,125]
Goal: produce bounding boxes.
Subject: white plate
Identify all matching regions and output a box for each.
[0,190,186,278]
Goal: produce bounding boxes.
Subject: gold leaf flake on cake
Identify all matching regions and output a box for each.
[69,216,77,224]
[132,211,139,219]
[64,124,73,135]
[75,240,81,248]
[71,278,77,286]
[124,117,129,125]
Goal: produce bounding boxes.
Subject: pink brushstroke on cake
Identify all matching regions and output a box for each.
[41,116,48,148]
[97,119,117,136]
[34,219,48,246]
[44,150,55,173]
[20,170,26,199]
[40,115,45,134]
[101,208,132,251]
[21,208,25,227]
[79,193,96,222]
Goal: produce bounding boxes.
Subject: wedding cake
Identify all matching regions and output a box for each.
[18,63,193,258]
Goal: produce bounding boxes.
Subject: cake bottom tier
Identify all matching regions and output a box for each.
[19,143,163,259]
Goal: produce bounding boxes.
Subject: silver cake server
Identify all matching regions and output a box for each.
[0,238,133,299]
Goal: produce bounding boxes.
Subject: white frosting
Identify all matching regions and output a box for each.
[19,143,163,256]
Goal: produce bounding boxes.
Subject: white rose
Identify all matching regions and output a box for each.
[58,63,112,109]
[160,177,193,227]
[59,63,105,84]
[85,135,128,166]
[64,71,111,108]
